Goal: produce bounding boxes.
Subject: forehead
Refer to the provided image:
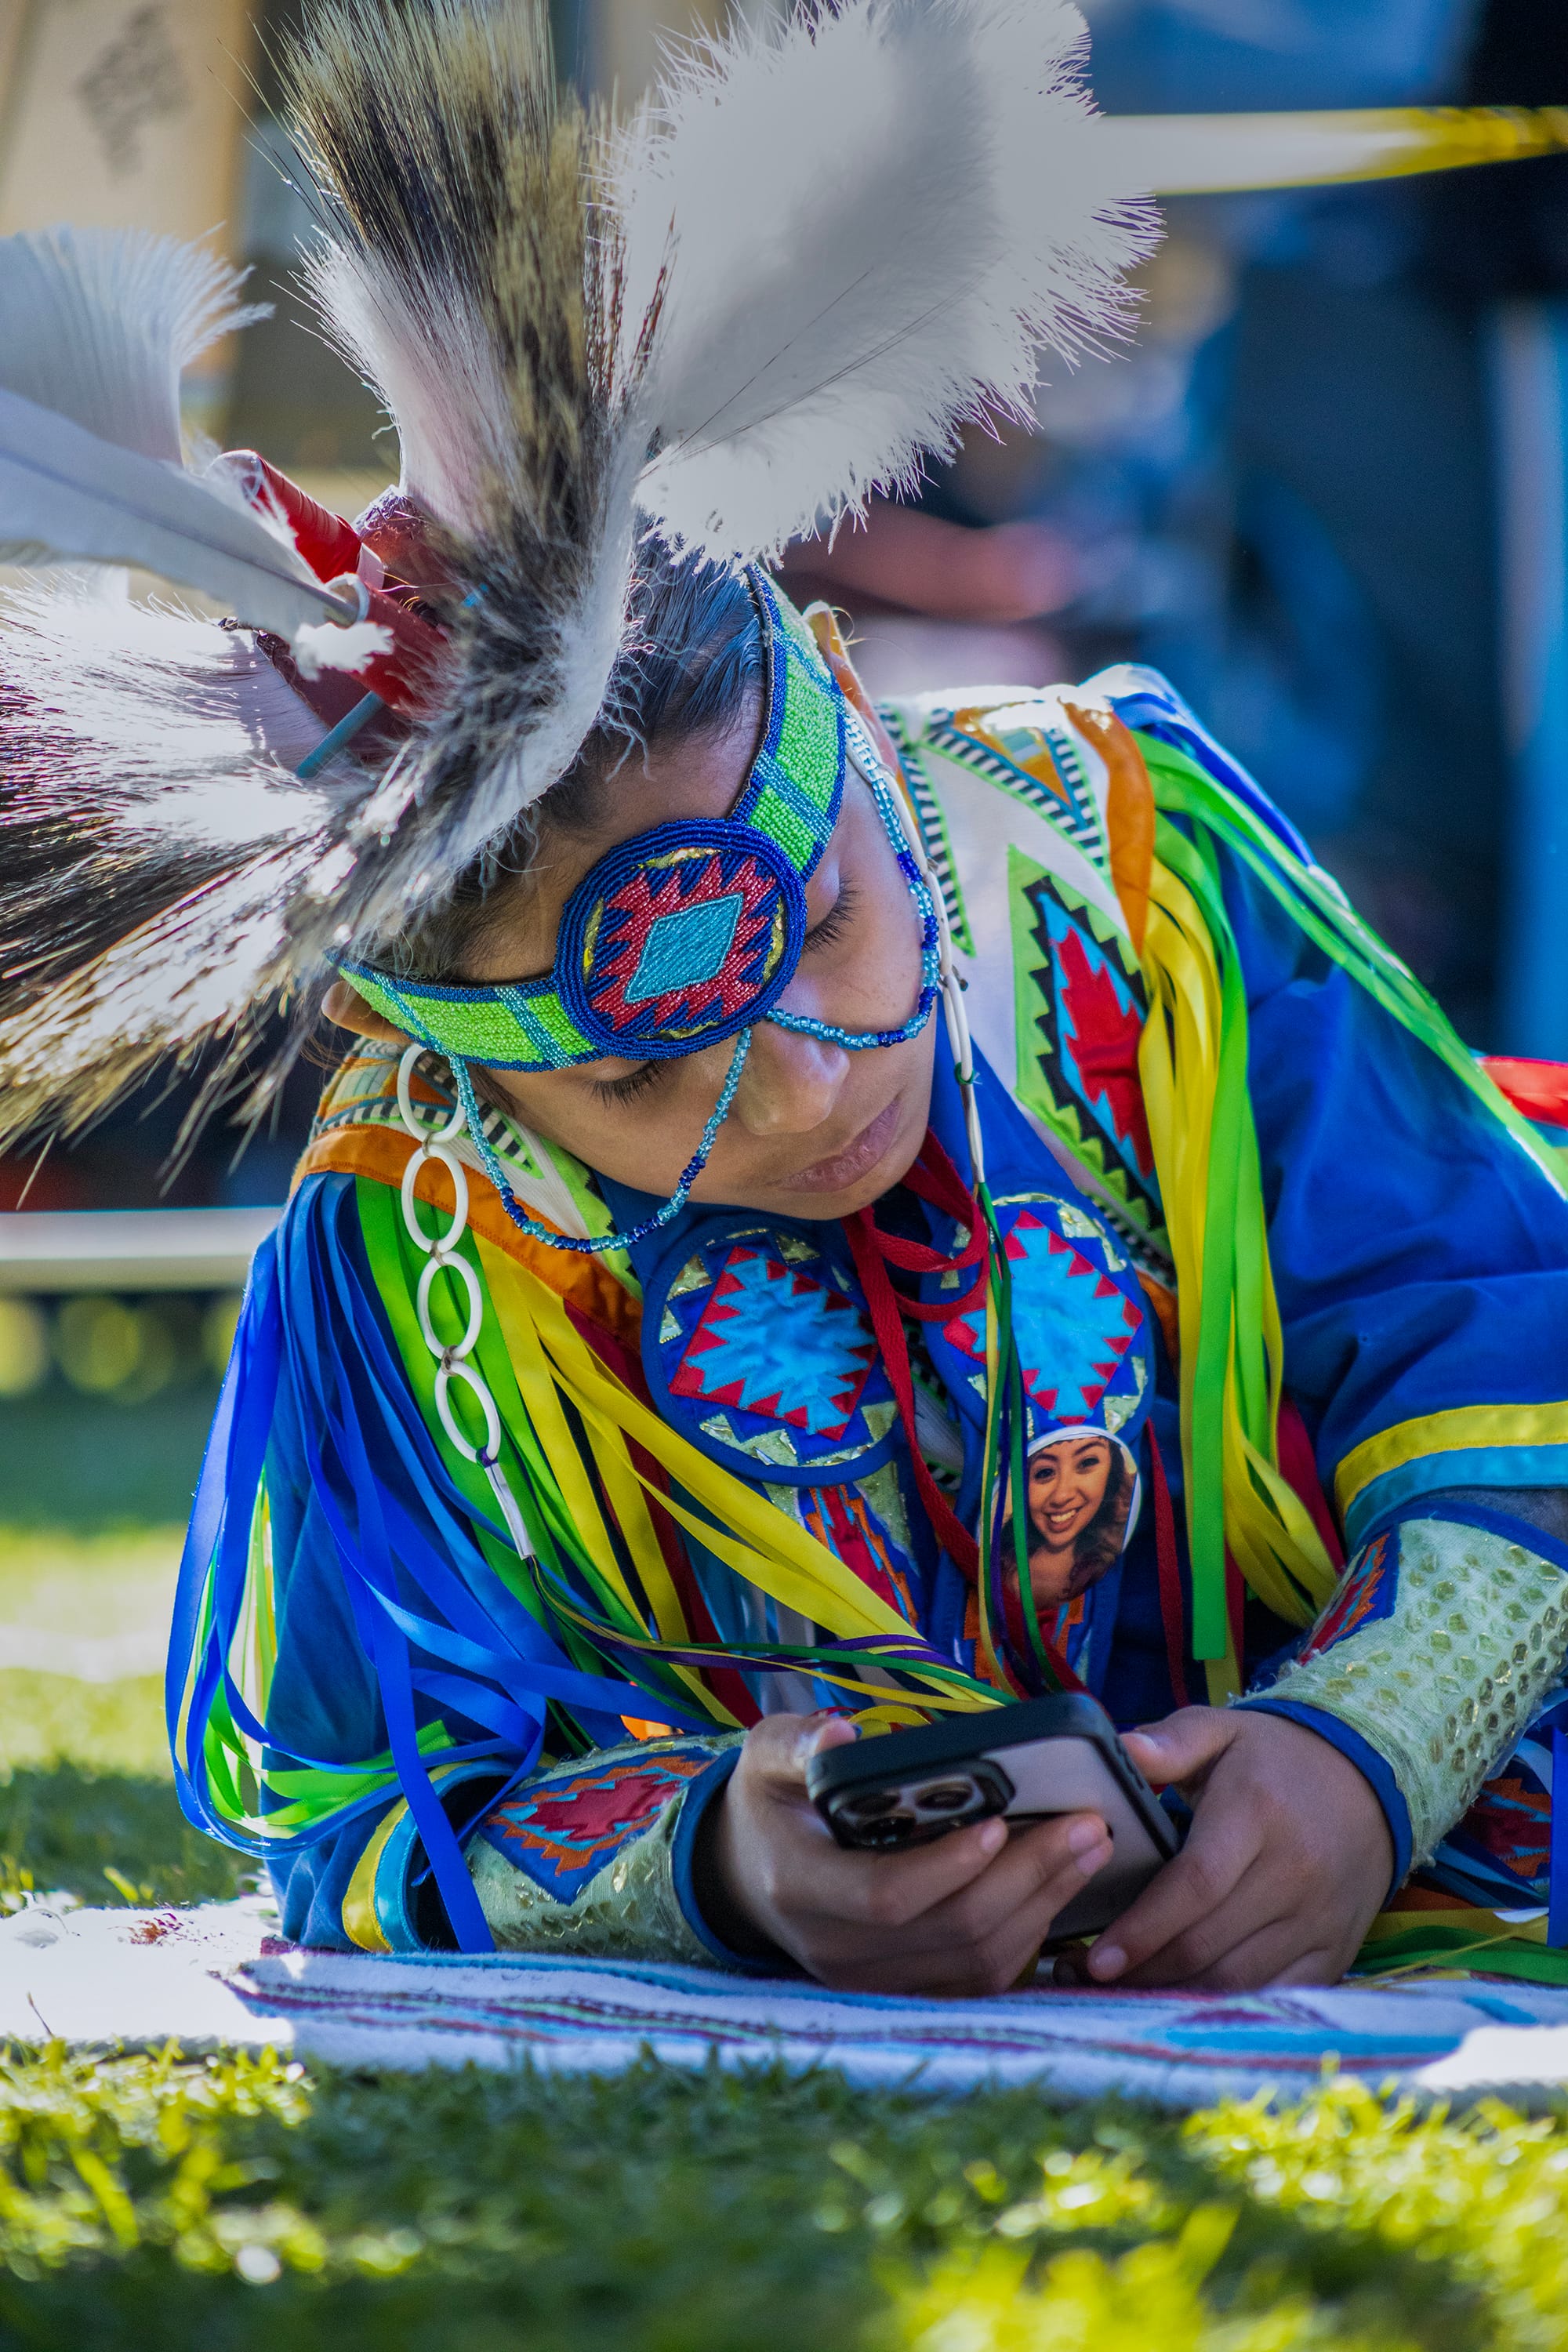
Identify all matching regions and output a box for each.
[466,704,761,983]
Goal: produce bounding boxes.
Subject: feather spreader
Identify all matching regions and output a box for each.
[280,0,638,942]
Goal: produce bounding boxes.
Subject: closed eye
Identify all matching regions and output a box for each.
[804,878,859,953]
[590,1059,668,1109]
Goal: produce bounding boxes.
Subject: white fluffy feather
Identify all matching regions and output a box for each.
[0,228,365,644]
[619,0,1158,561]
[0,575,345,835]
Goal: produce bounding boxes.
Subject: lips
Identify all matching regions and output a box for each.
[779,1094,904,1194]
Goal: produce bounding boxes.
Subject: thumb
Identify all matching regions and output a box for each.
[1122,1705,1240,1793]
[743,1708,858,1795]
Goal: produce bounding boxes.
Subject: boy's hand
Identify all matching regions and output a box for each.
[1083,1708,1393,1990]
[704,1712,1112,1994]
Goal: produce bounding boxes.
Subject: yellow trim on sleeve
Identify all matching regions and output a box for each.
[341,1802,404,1954]
[1334,1402,1568,1518]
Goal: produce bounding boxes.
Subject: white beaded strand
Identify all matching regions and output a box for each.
[394,1044,535,1561]
[846,715,985,1190]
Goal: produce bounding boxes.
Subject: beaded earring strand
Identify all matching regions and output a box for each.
[448,1026,753,1258]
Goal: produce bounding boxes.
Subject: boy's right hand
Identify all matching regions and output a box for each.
[699,1711,1112,1994]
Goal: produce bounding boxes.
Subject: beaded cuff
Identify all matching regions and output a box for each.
[1252,1516,1568,1864]
[466,1734,740,1966]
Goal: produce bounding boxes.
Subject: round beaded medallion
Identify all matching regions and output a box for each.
[557,819,806,1060]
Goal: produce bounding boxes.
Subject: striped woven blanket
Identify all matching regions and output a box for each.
[5,1901,1568,2109]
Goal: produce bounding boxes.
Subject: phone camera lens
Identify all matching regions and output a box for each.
[840,1791,899,1822]
[916,1780,978,1813]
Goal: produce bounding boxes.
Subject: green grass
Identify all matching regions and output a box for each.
[0,1520,1564,2347]
[0,1524,245,1913]
[0,2055,1564,2349]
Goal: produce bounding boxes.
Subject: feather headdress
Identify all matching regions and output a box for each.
[13,1,1554,1150]
[0,0,1158,1145]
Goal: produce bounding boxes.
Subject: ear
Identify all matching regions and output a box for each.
[322,978,411,1046]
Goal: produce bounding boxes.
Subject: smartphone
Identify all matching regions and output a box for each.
[804,1691,1179,1941]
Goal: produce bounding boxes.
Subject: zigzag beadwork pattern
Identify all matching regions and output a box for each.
[878,702,974,955]
[926,701,1107,868]
[1012,858,1168,1255]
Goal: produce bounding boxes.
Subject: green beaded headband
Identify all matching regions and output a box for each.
[339,574,847,1072]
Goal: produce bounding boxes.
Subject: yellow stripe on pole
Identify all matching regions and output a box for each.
[1102,106,1568,198]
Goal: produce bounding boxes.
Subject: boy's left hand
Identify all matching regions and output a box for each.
[1081,1708,1394,1990]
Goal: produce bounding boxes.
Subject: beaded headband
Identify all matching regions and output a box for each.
[339,573,847,1072]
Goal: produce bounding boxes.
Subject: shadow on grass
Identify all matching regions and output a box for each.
[0,1762,246,1910]
[0,2056,1520,2352]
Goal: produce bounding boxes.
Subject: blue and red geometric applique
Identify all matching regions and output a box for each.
[1450,1757,1552,1890]
[1300,1532,1397,1661]
[474,1746,715,1904]
[670,1243,878,1437]
[1037,895,1153,1184]
[940,1206,1144,1421]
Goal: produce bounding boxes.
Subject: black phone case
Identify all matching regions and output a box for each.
[804,1693,1179,1940]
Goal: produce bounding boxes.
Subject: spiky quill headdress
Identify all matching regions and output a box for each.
[0,0,1172,1146]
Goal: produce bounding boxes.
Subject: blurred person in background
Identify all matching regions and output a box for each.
[786,0,1568,1048]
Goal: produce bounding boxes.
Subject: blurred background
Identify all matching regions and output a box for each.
[0,0,1563,1844]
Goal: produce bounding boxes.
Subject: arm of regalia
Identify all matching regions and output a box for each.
[462,1735,750,1967]
[1128,719,1568,1882]
[874,671,1568,1887]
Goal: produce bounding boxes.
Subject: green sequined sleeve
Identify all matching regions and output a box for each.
[1252,1517,1568,1866]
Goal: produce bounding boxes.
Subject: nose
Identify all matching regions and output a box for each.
[726,1021,851,1137]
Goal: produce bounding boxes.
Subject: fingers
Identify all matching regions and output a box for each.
[814,1815,1115,1996]
[788,1813,1016,1936]
[741,1709,857,1798]
[1121,1706,1240,1792]
[1085,1798,1263,1984]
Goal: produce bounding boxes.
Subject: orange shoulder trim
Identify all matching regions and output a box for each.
[292,1123,642,1350]
[1061,702,1155,956]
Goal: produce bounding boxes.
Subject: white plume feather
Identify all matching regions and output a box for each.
[0,387,358,636]
[619,0,1157,561]
[0,227,361,641]
[0,226,267,461]
[0,574,346,1145]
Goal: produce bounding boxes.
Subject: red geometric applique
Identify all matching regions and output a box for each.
[1300,1533,1396,1661]
[1053,922,1154,1178]
[1457,1770,1552,1878]
[480,1751,713,1898]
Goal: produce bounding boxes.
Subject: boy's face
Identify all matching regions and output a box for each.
[327,701,937,1220]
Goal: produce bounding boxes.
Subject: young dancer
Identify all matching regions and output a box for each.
[4,0,1567,1991]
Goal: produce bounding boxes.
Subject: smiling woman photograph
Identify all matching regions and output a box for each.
[4,0,1568,2003]
[1000,1433,1136,1624]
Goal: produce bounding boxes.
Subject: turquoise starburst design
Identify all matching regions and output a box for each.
[946,1211,1138,1416]
[670,1247,877,1437]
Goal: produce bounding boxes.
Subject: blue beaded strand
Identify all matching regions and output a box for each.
[433,723,939,1257]
[769,758,941,1052]
[448,1029,753,1258]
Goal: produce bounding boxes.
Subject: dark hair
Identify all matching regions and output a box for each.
[394,550,764,982]
[1062,1441,1134,1596]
